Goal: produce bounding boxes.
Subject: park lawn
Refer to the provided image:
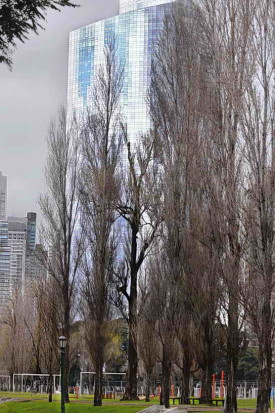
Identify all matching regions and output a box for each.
[199,399,257,410]
[0,392,157,405]
[0,401,145,413]
[238,398,257,408]
[0,392,51,400]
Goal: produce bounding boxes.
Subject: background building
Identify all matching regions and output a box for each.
[26,212,36,252]
[8,218,27,290]
[0,221,10,303]
[0,172,7,221]
[0,172,45,303]
[7,214,45,291]
[67,0,175,139]
[67,0,175,258]
[119,0,174,13]
[25,212,38,279]
[0,172,9,303]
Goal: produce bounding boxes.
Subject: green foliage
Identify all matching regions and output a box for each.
[69,362,81,387]
[0,0,78,67]
[236,347,259,381]
[214,347,259,382]
[105,320,128,372]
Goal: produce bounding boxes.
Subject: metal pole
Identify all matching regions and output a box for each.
[61,349,65,413]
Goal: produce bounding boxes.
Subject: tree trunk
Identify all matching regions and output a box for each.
[48,374,53,403]
[200,338,214,405]
[94,356,103,406]
[162,348,171,409]
[224,294,238,413]
[35,354,41,375]
[122,224,139,401]
[123,326,138,400]
[181,363,191,404]
[64,296,71,403]
[9,372,13,392]
[200,364,212,405]
[256,298,272,413]
[145,371,152,402]
[225,355,238,413]
[189,375,194,397]
[159,385,164,405]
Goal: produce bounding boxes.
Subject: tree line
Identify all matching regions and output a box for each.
[0,1,274,413]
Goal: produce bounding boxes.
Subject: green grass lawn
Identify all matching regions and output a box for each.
[0,401,145,413]
[0,393,261,413]
[184,398,258,413]
[238,398,257,408]
[0,392,50,400]
[0,392,156,404]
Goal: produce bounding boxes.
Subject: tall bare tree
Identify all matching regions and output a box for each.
[0,285,33,388]
[35,278,59,402]
[115,132,162,400]
[241,1,275,411]
[148,254,178,409]
[79,43,123,407]
[150,1,209,405]
[138,275,158,403]
[197,0,254,410]
[39,108,82,403]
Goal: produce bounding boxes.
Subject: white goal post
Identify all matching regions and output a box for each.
[13,374,60,394]
[79,372,126,396]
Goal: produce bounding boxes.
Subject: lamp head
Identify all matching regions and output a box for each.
[59,336,67,349]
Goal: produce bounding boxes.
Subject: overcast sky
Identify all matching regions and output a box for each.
[0,0,118,218]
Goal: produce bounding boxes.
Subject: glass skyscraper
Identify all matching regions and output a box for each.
[67,0,175,138]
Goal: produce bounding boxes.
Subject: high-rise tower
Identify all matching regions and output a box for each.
[25,212,38,279]
[0,172,7,221]
[0,221,10,303]
[0,172,9,303]
[67,0,175,138]
[8,219,27,289]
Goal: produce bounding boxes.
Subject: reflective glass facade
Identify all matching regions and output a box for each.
[67,0,174,140]
[119,0,174,13]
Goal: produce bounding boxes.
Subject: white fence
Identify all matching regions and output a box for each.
[13,374,60,394]
[192,380,260,399]
[80,372,126,396]
[0,376,10,392]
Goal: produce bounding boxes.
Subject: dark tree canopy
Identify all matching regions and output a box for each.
[0,0,77,67]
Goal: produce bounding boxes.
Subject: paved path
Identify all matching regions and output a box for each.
[0,398,22,404]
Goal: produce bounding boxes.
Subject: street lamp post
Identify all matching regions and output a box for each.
[59,336,67,413]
